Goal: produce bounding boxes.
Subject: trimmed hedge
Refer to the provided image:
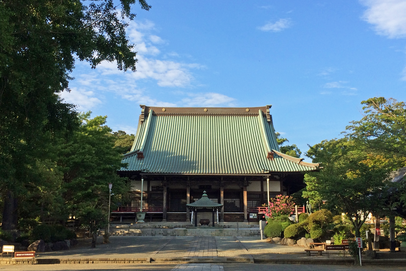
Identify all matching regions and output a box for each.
[284,223,304,239]
[310,225,323,239]
[264,221,283,238]
[298,213,308,223]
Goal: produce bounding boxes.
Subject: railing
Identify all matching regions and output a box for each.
[113,206,305,214]
[112,206,164,213]
[249,206,305,215]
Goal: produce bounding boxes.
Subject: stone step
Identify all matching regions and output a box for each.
[105,228,261,237]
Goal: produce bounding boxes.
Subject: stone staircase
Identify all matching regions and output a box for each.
[106,222,261,237]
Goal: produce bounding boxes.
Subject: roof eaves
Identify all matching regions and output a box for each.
[272,149,319,169]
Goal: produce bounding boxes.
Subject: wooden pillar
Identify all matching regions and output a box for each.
[243,186,248,222]
[220,186,224,222]
[162,185,167,222]
[147,179,150,208]
[186,184,191,222]
[267,176,270,208]
[195,209,198,227]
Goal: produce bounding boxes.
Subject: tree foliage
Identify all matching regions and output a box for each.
[346,97,406,162]
[304,138,391,237]
[275,132,302,158]
[302,97,406,237]
[0,0,148,230]
[111,130,135,154]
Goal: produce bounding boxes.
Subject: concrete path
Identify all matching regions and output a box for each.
[1,236,405,267]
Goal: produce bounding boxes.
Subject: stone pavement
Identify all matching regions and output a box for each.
[1,236,405,267]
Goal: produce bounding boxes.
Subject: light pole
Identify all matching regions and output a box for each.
[107,183,112,235]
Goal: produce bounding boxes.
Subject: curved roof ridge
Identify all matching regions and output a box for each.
[139,109,154,153]
[258,110,272,154]
[272,149,319,168]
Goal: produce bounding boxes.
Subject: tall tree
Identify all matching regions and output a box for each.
[304,138,391,237]
[59,113,128,247]
[346,97,406,219]
[0,0,149,230]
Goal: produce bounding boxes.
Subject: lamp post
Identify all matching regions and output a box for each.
[107,183,112,235]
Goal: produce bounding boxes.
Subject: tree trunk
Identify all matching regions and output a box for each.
[91,233,97,248]
[2,190,18,231]
[374,215,380,250]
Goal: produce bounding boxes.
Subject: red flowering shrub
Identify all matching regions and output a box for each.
[265,194,295,218]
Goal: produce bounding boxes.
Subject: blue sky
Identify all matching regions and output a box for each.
[61,0,406,159]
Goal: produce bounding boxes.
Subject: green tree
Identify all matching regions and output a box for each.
[346,97,406,218]
[0,0,149,231]
[276,132,302,158]
[59,113,128,247]
[346,97,406,164]
[304,138,391,237]
[111,130,135,154]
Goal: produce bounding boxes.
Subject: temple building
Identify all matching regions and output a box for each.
[116,105,319,222]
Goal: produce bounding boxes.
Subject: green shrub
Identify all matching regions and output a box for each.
[284,223,304,239]
[0,229,13,242]
[264,221,283,238]
[281,221,292,232]
[310,225,323,240]
[397,233,406,242]
[299,213,308,223]
[308,209,333,228]
[332,215,342,224]
[18,218,39,234]
[32,224,77,242]
[32,224,52,242]
[333,230,346,245]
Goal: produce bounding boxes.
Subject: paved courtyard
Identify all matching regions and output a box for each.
[1,236,405,270]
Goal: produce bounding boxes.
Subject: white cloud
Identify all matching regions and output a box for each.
[321,81,358,95]
[181,92,236,107]
[258,18,292,32]
[361,0,406,38]
[134,42,160,55]
[149,35,164,44]
[59,88,102,111]
[66,19,232,111]
[132,57,204,87]
[318,67,336,76]
[320,90,333,95]
[324,81,346,88]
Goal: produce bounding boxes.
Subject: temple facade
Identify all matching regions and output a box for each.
[116,105,318,222]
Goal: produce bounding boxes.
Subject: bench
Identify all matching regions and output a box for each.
[309,242,326,249]
[1,245,14,257]
[304,248,324,256]
[325,245,349,257]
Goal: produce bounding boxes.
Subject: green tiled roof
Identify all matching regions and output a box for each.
[121,106,318,174]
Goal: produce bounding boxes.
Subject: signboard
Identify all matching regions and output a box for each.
[14,251,35,258]
[356,237,362,248]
